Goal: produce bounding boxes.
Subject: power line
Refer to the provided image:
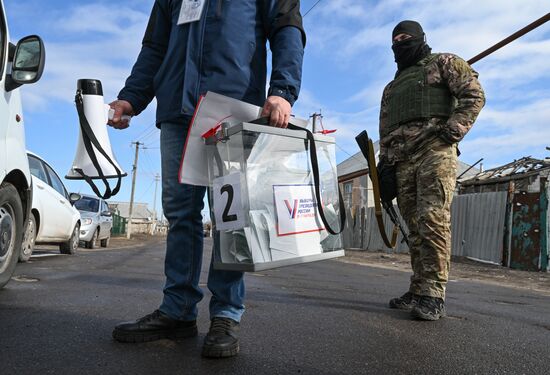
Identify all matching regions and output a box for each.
[137,178,155,202]
[141,148,159,174]
[138,127,160,143]
[336,143,365,164]
[133,123,156,142]
[303,0,322,17]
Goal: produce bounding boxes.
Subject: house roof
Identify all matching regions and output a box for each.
[460,156,550,186]
[456,160,481,181]
[337,141,378,178]
[108,201,154,220]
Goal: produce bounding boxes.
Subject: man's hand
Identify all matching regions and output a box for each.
[261,96,291,128]
[108,100,134,130]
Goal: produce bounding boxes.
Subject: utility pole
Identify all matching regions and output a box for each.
[151,173,160,235]
[127,141,142,239]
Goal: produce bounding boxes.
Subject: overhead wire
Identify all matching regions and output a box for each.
[138,127,159,143]
[303,0,322,17]
[141,148,159,175]
[133,123,156,141]
[336,143,368,164]
[136,178,155,202]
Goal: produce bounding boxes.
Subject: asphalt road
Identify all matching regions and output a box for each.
[1,237,549,375]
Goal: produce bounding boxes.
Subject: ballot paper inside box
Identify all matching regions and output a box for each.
[206,122,344,272]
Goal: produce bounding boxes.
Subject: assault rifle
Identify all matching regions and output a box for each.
[355,130,409,248]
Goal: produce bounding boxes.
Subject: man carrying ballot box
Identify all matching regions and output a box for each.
[107,0,306,358]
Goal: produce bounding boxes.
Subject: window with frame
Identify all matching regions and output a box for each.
[28,155,48,183]
[343,181,353,194]
[44,163,68,199]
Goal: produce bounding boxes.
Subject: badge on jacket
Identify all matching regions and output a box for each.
[178,0,205,25]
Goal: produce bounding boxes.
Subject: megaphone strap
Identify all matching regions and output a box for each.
[75,91,123,199]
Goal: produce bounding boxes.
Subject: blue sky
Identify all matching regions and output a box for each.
[6,0,550,218]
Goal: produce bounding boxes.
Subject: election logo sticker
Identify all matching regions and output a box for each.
[273,184,324,236]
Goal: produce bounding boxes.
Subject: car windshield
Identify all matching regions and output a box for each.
[75,197,100,212]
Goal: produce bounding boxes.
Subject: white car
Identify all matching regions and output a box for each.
[20,152,81,261]
[0,0,46,287]
[74,194,113,249]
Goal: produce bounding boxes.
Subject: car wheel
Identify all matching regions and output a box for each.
[86,228,99,249]
[0,183,24,288]
[20,212,37,262]
[100,232,111,248]
[60,224,80,255]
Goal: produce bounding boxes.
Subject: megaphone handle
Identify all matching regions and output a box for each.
[107,108,132,123]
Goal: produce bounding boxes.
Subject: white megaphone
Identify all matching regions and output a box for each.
[66,79,128,199]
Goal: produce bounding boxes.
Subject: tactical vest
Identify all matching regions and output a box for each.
[387,54,455,128]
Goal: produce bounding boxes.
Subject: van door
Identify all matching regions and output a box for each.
[0,6,9,181]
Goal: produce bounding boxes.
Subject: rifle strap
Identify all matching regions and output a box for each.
[356,131,398,248]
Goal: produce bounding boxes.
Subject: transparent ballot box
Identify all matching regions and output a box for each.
[206,122,344,272]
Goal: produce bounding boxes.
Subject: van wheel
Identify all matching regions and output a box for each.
[0,183,24,288]
[60,224,80,254]
[86,228,99,249]
[20,212,37,262]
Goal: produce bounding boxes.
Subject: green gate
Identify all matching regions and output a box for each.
[112,212,127,236]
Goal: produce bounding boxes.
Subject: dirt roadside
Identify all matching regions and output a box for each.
[340,250,550,296]
[55,235,550,296]
[107,234,165,249]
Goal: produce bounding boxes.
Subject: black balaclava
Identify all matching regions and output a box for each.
[391,20,432,72]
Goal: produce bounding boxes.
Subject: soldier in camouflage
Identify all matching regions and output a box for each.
[378,20,485,320]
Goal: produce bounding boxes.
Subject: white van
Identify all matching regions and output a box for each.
[0,0,45,288]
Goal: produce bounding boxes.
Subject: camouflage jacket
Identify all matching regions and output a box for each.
[379,53,485,164]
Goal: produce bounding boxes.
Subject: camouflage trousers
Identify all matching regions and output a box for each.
[396,139,457,299]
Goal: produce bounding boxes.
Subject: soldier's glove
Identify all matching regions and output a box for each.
[439,131,456,145]
[439,127,462,156]
[439,120,465,145]
[377,160,398,203]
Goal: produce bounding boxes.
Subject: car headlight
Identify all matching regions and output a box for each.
[82,218,93,225]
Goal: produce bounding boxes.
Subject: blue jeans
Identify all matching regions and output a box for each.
[158,121,245,322]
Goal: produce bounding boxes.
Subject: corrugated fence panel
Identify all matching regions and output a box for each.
[348,204,409,253]
[451,195,466,256]
[344,191,508,263]
[452,191,507,264]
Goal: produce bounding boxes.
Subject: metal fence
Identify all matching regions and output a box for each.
[342,191,509,264]
[342,205,409,253]
[451,191,508,264]
[112,213,127,236]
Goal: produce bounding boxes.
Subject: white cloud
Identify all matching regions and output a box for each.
[58,4,148,35]
[17,2,150,112]
[299,0,550,168]
[13,0,550,174]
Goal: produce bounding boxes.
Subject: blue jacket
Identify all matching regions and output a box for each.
[118,0,306,125]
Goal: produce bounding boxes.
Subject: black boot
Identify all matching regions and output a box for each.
[411,296,446,321]
[389,292,419,310]
[112,310,198,343]
[202,317,240,358]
